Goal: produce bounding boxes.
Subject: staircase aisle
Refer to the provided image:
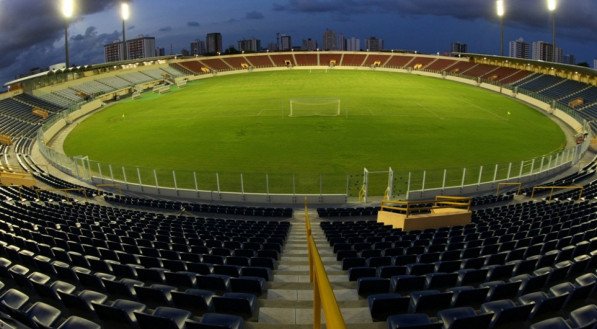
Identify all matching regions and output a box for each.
[253,209,384,329]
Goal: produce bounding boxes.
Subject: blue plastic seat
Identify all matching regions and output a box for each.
[386,313,443,329]
[449,286,489,307]
[518,291,567,321]
[481,299,533,328]
[528,317,572,329]
[357,277,390,297]
[185,313,244,329]
[93,299,147,327]
[437,306,493,329]
[171,289,214,315]
[348,267,376,281]
[135,306,191,329]
[409,290,453,314]
[569,304,597,329]
[367,293,409,321]
[212,292,257,319]
[391,275,426,293]
[57,316,102,329]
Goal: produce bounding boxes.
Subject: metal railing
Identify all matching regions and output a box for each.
[305,200,346,329]
[34,66,593,201]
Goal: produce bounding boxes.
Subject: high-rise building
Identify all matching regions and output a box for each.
[104,36,156,62]
[365,37,383,52]
[593,59,597,70]
[156,47,166,56]
[532,41,562,62]
[451,42,468,54]
[301,38,317,51]
[562,54,575,65]
[104,41,125,63]
[191,40,206,55]
[509,38,531,59]
[278,34,292,51]
[346,37,360,51]
[206,33,223,54]
[323,29,337,51]
[126,36,156,60]
[336,33,346,51]
[238,38,261,52]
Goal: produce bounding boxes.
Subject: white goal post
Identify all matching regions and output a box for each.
[289,98,341,117]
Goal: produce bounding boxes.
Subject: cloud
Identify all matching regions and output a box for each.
[159,26,173,32]
[245,11,265,20]
[187,21,200,27]
[273,0,597,39]
[0,0,123,84]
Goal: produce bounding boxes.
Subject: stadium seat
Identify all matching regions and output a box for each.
[92,299,147,327]
[171,289,213,315]
[529,317,572,329]
[57,316,102,329]
[367,293,409,321]
[357,277,390,297]
[481,299,533,328]
[212,292,257,319]
[437,306,493,329]
[135,306,191,329]
[569,304,597,329]
[386,313,443,329]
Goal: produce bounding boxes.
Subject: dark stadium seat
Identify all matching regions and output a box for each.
[437,306,493,329]
[212,292,257,319]
[368,293,410,321]
[171,289,213,315]
[386,313,443,329]
[92,299,147,327]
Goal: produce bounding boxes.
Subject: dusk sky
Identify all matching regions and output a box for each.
[0,0,596,86]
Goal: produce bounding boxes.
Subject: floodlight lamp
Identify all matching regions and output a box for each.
[121,2,130,21]
[61,0,74,18]
[547,0,557,11]
[496,0,505,17]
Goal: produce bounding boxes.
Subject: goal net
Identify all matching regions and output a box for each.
[289,98,341,117]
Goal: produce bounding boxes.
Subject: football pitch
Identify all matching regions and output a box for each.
[63,69,566,195]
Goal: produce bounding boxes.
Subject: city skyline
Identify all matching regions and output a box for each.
[0,0,596,85]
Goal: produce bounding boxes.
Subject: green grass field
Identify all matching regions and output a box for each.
[64,69,566,195]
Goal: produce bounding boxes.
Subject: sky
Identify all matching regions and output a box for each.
[0,0,596,87]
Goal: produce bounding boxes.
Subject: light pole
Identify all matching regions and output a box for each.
[547,0,557,62]
[496,0,505,57]
[61,0,74,68]
[121,2,130,61]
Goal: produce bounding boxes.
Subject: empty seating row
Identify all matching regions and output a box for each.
[105,194,293,217]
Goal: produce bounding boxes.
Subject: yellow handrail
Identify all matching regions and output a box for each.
[305,199,346,329]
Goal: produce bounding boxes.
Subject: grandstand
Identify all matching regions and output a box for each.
[0,51,594,329]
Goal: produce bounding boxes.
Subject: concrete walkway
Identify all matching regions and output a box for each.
[251,209,384,329]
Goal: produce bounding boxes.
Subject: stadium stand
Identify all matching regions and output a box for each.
[222,56,252,70]
[243,55,274,68]
[362,54,391,67]
[0,51,595,328]
[383,55,414,69]
[515,75,565,93]
[268,54,296,67]
[0,188,290,328]
[293,53,318,66]
[200,58,233,72]
[424,58,460,71]
[318,53,343,67]
[341,53,367,66]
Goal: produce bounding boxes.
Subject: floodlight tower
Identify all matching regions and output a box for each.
[121,1,130,61]
[547,0,557,62]
[61,0,74,68]
[496,0,505,56]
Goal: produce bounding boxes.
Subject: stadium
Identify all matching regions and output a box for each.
[0,2,595,329]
